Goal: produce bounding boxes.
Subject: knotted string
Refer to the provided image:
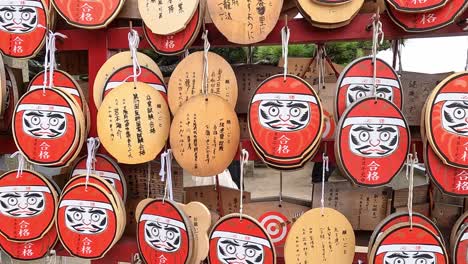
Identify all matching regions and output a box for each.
[85,138,100,190]
[239,149,249,221]
[160,149,173,203]
[41,31,67,94]
[201,30,210,96]
[321,153,329,216]
[281,25,290,82]
[371,12,384,101]
[123,29,142,86]
[406,153,418,230]
[10,151,26,178]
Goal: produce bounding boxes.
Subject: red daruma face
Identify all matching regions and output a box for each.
[0,3,39,33]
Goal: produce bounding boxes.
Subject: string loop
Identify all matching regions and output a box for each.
[371,13,384,101]
[406,153,418,230]
[123,29,142,86]
[201,30,211,96]
[85,138,100,190]
[321,153,329,216]
[160,149,173,203]
[10,151,26,178]
[239,149,249,221]
[41,31,67,94]
[281,25,290,81]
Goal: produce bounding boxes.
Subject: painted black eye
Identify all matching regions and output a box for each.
[394,258,405,264]
[4,11,13,20]
[453,108,465,119]
[73,212,82,221]
[380,131,390,141]
[268,106,279,117]
[226,244,236,254]
[167,231,175,240]
[151,227,159,237]
[356,91,366,99]
[416,259,427,264]
[246,248,256,257]
[376,92,386,98]
[27,197,37,205]
[49,117,59,126]
[359,131,369,142]
[290,107,301,117]
[91,213,100,222]
[31,116,40,125]
[21,12,30,20]
[7,197,17,206]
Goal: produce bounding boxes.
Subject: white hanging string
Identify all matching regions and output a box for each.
[279,171,283,206]
[201,30,210,96]
[123,29,142,85]
[41,31,67,94]
[147,161,152,198]
[10,151,26,178]
[321,153,329,216]
[46,249,57,264]
[281,25,290,81]
[371,13,384,100]
[133,253,142,264]
[42,32,51,95]
[239,149,249,221]
[406,152,418,230]
[85,138,100,190]
[160,149,173,203]
[184,49,190,58]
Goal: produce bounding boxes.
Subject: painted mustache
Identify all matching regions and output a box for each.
[449,123,468,134]
[355,145,394,155]
[28,128,62,137]
[3,23,34,32]
[266,120,303,129]
[222,257,259,264]
[6,207,40,216]
[71,223,103,233]
[149,239,178,252]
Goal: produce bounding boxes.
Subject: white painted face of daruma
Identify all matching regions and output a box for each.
[346,84,394,106]
[0,191,45,217]
[0,4,38,33]
[383,251,436,264]
[22,110,67,139]
[144,221,182,253]
[65,206,108,234]
[349,124,400,157]
[258,100,310,132]
[442,100,468,135]
[217,238,265,264]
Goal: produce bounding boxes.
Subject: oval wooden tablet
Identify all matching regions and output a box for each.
[248,74,323,168]
[450,211,467,249]
[369,223,449,264]
[12,88,84,166]
[208,213,276,264]
[170,94,240,176]
[296,0,364,24]
[425,72,468,168]
[0,66,18,132]
[335,56,403,121]
[70,154,127,202]
[137,199,194,264]
[0,57,6,116]
[386,0,468,32]
[284,208,355,264]
[386,0,448,13]
[454,224,468,264]
[0,227,58,261]
[56,183,122,259]
[51,0,125,29]
[322,110,336,140]
[97,82,170,164]
[207,0,283,44]
[425,143,468,196]
[168,51,238,114]
[336,97,410,187]
[0,170,57,242]
[368,212,445,254]
[143,2,203,56]
[0,0,48,59]
[259,211,290,248]
[93,51,163,108]
[139,0,199,35]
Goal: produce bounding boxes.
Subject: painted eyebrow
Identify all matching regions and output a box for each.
[414,253,434,259]
[386,253,409,258]
[46,113,65,118]
[261,102,283,107]
[20,8,35,13]
[446,102,468,109]
[352,126,373,132]
[287,102,308,108]
[220,240,240,246]
[25,112,44,117]
[24,193,42,198]
[1,193,20,198]
[147,222,162,228]
[377,127,397,133]
[68,208,85,213]
[89,209,105,215]
[243,244,262,250]
[0,7,15,12]
[165,226,178,233]
[349,86,371,92]
[376,87,392,93]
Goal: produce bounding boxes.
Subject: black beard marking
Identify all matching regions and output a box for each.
[66,214,74,223]
[351,134,359,145]
[218,245,226,256]
[174,236,180,246]
[254,254,263,263]
[0,16,4,24]
[99,217,107,227]
[24,118,32,128]
[58,122,66,131]
[388,135,398,147]
[260,109,270,120]
[0,200,8,209]
[348,94,355,104]
[299,112,308,122]
[36,199,43,208]
[444,110,455,123]
[30,16,36,25]
[145,228,151,238]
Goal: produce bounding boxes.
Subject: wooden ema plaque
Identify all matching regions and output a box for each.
[208,213,276,264]
[12,88,85,166]
[450,212,467,251]
[336,98,410,187]
[425,142,468,196]
[168,51,238,114]
[143,1,203,56]
[0,170,58,242]
[454,224,468,264]
[335,56,403,121]
[322,110,336,140]
[93,51,163,108]
[139,0,199,35]
[0,56,6,116]
[296,0,364,24]
[0,65,19,132]
[0,227,58,261]
[425,72,468,168]
[386,0,468,32]
[207,0,283,45]
[386,0,448,13]
[0,0,48,59]
[248,74,323,170]
[284,208,355,264]
[97,82,170,164]
[51,0,125,29]
[369,223,449,264]
[136,199,194,264]
[170,94,240,177]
